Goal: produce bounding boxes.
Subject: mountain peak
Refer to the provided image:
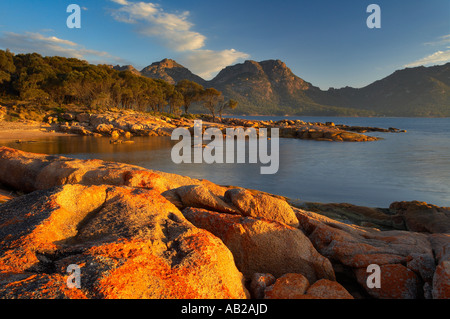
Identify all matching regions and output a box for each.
[243,60,260,65]
[140,59,206,85]
[208,58,312,110]
[127,57,449,117]
[260,59,285,66]
[112,64,141,76]
[233,59,290,74]
[150,58,184,69]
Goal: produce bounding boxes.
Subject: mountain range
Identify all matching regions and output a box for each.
[114,59,450,117]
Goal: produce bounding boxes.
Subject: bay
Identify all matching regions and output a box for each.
[2,116,450,208]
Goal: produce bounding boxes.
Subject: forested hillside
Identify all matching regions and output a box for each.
[0,50,183,112]
[0,50,235,121]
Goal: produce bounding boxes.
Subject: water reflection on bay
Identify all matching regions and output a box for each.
[1,116,450,208]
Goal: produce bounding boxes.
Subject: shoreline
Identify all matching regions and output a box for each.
[0,146,446,231]
[1,110,406,143]
[224,114,450,119]
[0,120,77,142]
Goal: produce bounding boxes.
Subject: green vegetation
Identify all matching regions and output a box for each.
[0,50,236,121]
[219,99,238,119]
[175,79,204,114]
[201,88,222,122]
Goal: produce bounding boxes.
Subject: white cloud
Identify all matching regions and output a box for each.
[404,34,450,68]
[110,1,205,51]
[0,31,127,64]
[424,34,450,46]
[404,50,450,68]
[32,33,78,47]
[180,49,250,79]
[140,26,206,52]
[109,1,250,77]
[111,0,130,5]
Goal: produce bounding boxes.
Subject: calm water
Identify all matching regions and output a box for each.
[1,116,450,208]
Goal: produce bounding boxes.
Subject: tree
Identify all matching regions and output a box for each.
[167,88,184,115]
[90,91,112,110]
[21,88,50,104]
[219,99,238,120]
[0,49,15,85]
[201,88,223,122]
[0,49,195,117]
[176,79,204,114]
[111,82,123,108]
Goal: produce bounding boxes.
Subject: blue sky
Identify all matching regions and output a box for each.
[0,0,449,89]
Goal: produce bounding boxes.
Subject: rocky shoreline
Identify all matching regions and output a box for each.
[0,146,448,299]
[42,110,405,143]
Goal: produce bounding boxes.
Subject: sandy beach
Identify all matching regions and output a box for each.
[0,121,76,142]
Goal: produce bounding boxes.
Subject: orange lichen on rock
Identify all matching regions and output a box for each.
[225,188,299,227]
[0,273,88,299]
[90,233,247,299]
[294,206,442,298]
[305,279,354,299]
[1,147,449,299]
[92,242,201,299]
[39,274,88,299]
[0,185,108,272]
[264,274,353,299]
[390,201,450,233]
[182,207,335,282]
[355,264,420,299]
[432,261,450,299]
[264,273,310,299]
[123,170,170,193]
[0,184,249,299]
